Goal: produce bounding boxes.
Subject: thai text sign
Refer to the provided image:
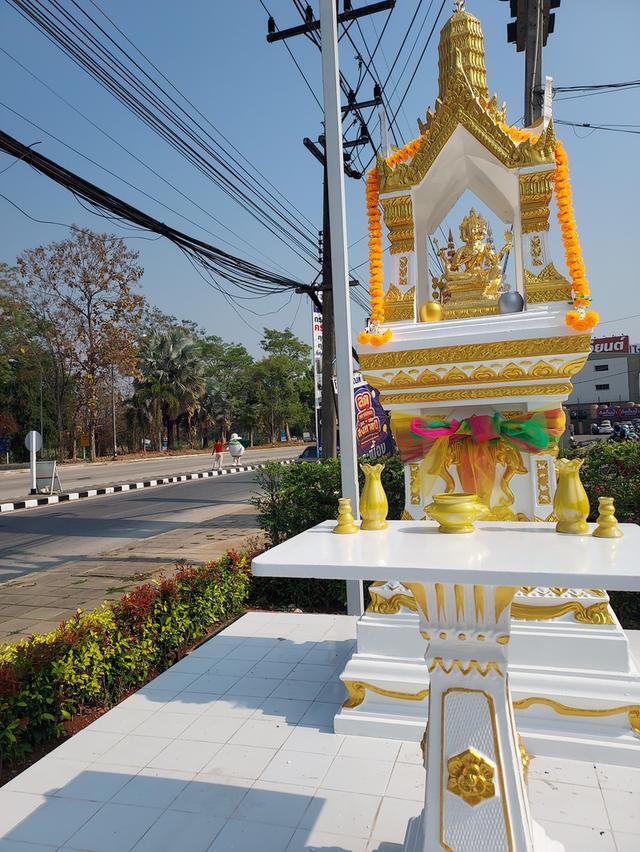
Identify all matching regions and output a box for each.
[590,335,629,354]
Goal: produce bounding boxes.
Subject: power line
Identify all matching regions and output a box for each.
[556,119,640,136]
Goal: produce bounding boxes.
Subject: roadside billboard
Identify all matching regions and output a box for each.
[590,335,629,354]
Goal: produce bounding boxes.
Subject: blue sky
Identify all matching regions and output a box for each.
[1,0,638,355]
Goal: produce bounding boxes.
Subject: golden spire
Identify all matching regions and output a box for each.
[438,3,489,101]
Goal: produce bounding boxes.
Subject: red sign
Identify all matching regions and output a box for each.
[590,335,629,354]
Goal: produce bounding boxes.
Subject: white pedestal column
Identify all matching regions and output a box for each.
[401,581,561,852]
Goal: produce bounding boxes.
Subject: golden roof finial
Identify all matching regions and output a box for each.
[438,3,489,101]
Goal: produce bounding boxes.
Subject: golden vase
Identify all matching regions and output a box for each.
[554,458,590,535]
[359,463,388,530]
[425,492,488,534]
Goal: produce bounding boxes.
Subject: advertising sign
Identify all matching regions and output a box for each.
[353,379,394,460]
[312,308,323,409]
[590,335,629,354]
[596,405,640,419]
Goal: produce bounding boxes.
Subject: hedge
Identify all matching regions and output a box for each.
[0,550,252,768]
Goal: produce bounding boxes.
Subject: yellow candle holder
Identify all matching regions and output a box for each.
[593,496,623,539]
[334,497,359,534]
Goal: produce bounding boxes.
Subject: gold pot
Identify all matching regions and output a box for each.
[425,492,488,534]
[359,463,388,531]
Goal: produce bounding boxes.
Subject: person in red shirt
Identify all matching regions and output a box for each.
[212,438,224,471]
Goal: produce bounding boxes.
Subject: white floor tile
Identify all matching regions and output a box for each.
[596,763,640,793]
[339,736,400,763]
[170,775,251,816]
[111,768,193,809]
[602,788,640,834]
[95,735,173,768]
[131,809,225,852]
[206,818,294,852]
[287,827,367,852]
[226,676,280,698]
[315,681,349,703]
[117,690,177,712]
[255,697,312,724]
[182,714,246,743]
[226,644,273,662]
[270,680,325,701]
[287,663,336,682]
[614,831,640,852]
[153,692,218,715]
[298,702,340,728]
[202,743,276,780]
[299,788,381,838]
[146,739,222,773]
[366,841,403,852]
[1,758,89,797]
[132,712,194,739]
[55,764,138,803]
[233,780,315,828]
[249,661,296,680]
[49,730,123,763]
[529,756,599,788]
[0,841,56,852]
[88,709,154,735]
[528,779,610,830]
[260,750,333,787]
[371,796,422,842]
[187,673,242,694]
[322,755,393,797]
[0,792,100,847]
[385,762,424,802]
[263,645,314,664]
[538,819,616,851]
[229,719,293,749]
[203,696,263,718]
[206,658,255,677]
[143,670,200,692]
[65,802,162,852]
[396,741,422,765]
[169,655,216,675]
[284,727,344,756]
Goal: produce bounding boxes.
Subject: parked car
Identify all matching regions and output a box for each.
[296,445,320,462]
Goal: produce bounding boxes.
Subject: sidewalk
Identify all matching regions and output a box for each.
[0,503,262,644]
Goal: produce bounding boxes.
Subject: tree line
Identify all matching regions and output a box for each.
[0,227,314,462]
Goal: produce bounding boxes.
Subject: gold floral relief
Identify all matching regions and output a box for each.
[535,458,552,505]
[409,463,421,505]
[530,235,543,266]
[360,335,591,371]
[380,382,573,406]
[447,748,496,806]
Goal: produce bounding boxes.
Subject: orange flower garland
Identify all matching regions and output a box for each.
[554,139,598,332]
[358,134,427,347]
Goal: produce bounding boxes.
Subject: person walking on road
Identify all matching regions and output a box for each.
[212,438,224,471]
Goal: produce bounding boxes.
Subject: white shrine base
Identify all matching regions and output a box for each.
[335,611,640,767]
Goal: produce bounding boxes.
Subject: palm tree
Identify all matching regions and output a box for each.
[134,328,206,449]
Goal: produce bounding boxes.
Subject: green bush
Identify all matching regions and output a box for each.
[250,456,405,611]
[0,550,252,768]
[564,440,640,628]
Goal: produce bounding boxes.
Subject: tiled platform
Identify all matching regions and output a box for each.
[1,612,639,851]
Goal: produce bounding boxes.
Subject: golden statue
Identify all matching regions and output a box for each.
[432,208,512,304]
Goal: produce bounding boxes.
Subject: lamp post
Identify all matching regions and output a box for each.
[111,364,117,460]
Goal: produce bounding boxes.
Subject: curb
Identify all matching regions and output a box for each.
[0,459,295,515]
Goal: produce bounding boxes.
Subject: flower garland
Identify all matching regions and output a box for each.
[358,135,426,347]
[554,139,598,332]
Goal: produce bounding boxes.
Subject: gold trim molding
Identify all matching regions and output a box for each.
[512,600,615,625]
[380,382,573,406]
[429,657,504,678]
[525,262,573,304]
[380,195,414,254]
[360,334,591,371]
[535,458,552,505]
[367,357,587,391]
[513,696,640,737]
[342,679,429,709]
[384,284,415,322]
[519,171,553,233]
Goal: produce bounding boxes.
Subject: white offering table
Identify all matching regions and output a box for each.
[253,520,640,852]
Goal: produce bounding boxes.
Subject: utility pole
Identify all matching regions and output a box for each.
[111,364,117,460]
[265,0,392,616]
[502,0,560,126]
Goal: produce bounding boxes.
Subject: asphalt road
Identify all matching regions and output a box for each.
[0,470,259,582]
[0,445,298,502]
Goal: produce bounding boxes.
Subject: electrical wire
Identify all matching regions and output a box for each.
[556,119,640,136]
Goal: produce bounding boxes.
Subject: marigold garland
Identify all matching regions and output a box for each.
[554,139,598,332]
